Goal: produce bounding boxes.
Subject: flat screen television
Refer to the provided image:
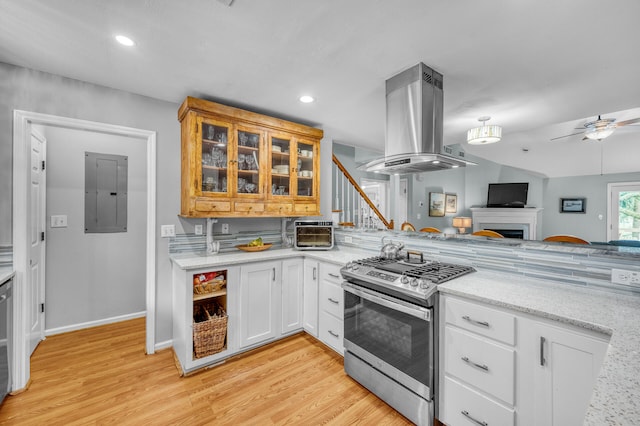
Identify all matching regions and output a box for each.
[487,182,529,208]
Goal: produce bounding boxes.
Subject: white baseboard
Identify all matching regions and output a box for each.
[44,311,146,336]
[154,339,173,352]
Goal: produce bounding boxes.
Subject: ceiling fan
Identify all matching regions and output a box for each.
[551,114,640,141]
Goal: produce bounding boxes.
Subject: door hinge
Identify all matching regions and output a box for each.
[41,231,45,241]
[42,160,45,170]
[41,303,45,313]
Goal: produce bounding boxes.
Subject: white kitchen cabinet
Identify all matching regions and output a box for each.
[302,259,319,337]
[281,258,304,335]
[517,317,609,426]
[318,262,344,354]
[440,294,609,426]
[172,264,240,375]
[239,260,280,349]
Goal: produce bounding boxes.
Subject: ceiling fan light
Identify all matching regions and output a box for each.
[584,126,615,141]
[467,124,502,145]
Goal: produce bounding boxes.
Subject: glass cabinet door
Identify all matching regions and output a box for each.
[200,118,230,195]
[270,135,292,197]
[295,140,316,198]
[236,127,263,197]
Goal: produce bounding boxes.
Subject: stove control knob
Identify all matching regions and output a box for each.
[419,279,434,289]
[345,262,353,270]
[417,278,428,288]
[400,274,409,284]
[409,278,418,287]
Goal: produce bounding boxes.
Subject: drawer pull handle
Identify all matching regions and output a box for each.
[461,356,489,372]
[313,267,317,280]
[328,297,339,305]
[462,315,490,328]
[328,273,340,279]
[461,410,488,426]
[540,336,546,366]
[328,330,339,338]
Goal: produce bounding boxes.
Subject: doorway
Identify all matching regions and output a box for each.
[608,182,640,241]
[12,111,157,391]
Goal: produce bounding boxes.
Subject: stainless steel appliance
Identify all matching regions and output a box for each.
[294,220,334,250]
[0,278,12,405]
[359,63,475,174]
[341,253,475,426]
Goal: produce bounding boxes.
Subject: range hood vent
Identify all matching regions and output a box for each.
[360,63,475,174]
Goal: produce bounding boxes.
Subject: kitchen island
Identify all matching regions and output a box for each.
[171,244,640,425]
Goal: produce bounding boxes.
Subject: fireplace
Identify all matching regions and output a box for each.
[470,208,543,240]
[486,228,525,239]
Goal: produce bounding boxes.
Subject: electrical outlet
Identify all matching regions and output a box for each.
[416,213,421,219]
[161,224,175,238]
[221,223,230,234]
[194,224,203,235]
[611,269,640,286]
[345,236,353,243]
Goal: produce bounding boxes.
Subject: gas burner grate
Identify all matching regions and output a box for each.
[354,256,475,284]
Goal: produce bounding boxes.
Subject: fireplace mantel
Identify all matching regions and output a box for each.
[470,207,543,240]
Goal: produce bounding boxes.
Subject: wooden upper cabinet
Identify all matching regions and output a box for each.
[179,97,323,218]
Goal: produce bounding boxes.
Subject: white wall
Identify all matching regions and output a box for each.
[43,126,146,331]
[0,62,179,343]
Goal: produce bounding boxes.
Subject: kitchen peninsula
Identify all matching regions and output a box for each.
[170,231,640,425]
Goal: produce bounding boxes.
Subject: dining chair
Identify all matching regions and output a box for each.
[419,227,441,233]
[401,222,416,231]
[543,235,590,244]
[472,230,505,238]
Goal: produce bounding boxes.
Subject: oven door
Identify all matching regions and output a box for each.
[342,281,434,400]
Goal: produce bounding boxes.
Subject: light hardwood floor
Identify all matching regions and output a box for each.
[0,318,413,425]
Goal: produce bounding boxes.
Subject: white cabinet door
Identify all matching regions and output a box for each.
[239,261,280,349]
[303,259,319,337]
[530,321,609,426]
[281,258,304,334]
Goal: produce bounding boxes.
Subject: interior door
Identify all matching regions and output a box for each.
[608,182,640,241]
[28,128,46,355]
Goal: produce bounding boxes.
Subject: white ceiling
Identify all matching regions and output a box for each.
[1,0,639,178]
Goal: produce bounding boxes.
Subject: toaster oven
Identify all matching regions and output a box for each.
[294,221,334,250]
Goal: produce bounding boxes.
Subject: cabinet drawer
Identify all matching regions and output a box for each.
[320,263,342,284]
[445,296,515,345]
[266,203,293,214]
[294,203,319,214]
[234,202,265,213]
[443,376,514,426]
[320,280,343,319]
[444,326,515,405]
[195,199,231,212]
[319,310,343,354]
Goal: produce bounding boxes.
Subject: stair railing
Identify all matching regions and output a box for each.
[332,154,394,229]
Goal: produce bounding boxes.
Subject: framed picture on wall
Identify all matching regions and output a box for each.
[429,192,445,217]
[560,197,586,213]
[445,194,457,213]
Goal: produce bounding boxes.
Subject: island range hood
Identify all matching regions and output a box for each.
[359,63,475,174]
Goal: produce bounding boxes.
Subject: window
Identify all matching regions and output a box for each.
[608,182,640,241]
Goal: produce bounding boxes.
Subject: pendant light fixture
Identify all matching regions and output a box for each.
[467,116,502,145]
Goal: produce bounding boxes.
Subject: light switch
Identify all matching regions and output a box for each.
[50,215,68,228]
[194,224,203,235]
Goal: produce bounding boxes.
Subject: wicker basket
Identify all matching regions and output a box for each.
[193,279,226,295]
[193,302,228,358]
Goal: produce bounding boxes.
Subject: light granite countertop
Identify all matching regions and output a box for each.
[171,247,639,425]
[0,267,14,285]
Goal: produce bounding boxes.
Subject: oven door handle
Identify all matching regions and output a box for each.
[342,282,431,321]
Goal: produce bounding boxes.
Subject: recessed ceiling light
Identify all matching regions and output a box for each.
[115,35,135,47]
[299,95,315,103]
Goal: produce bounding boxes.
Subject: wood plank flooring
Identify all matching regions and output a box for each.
[0,318,413,425]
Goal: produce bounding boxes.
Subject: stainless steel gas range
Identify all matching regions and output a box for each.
[341,252,475,426]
